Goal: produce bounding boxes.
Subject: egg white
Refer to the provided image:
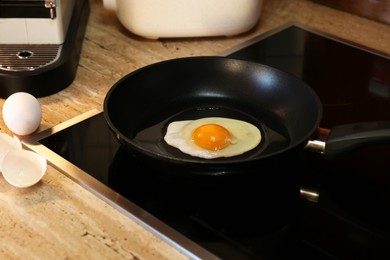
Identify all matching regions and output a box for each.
[164,117,261,159]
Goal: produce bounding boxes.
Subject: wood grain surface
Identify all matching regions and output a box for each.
[314,0,390,25]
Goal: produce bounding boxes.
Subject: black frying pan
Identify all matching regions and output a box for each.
[103,56,390,175]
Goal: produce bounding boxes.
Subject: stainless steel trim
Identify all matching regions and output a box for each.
[305,140,326,154]
[22,109,219,260]
[299,186,320,203]
[219,23,295,57]
[220,22,390,60]
[45,0,57,19]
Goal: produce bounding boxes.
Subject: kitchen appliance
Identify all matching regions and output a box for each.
[0,0,90,98]
[23,24,390,259]
[102,0,263,39]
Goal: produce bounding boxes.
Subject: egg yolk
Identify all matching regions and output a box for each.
[192,124,232,151]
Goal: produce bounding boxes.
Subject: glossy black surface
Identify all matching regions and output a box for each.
[0,0,54,18]
[40,25,390,259]
[103,56,322,169]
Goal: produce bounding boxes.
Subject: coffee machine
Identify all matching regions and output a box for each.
[0,0,90,98]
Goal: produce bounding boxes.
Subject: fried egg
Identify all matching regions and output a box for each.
[164,117,261,159]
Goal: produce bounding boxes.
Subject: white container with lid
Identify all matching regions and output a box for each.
[103,0,263,39]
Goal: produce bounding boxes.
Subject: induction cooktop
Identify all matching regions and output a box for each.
[23,23,390,259]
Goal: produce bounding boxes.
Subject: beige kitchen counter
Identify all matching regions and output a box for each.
[1,0,390,259]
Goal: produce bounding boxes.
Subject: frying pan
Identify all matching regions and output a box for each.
[103,56,390,175]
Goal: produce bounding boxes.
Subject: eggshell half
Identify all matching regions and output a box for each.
[2,149,47,188]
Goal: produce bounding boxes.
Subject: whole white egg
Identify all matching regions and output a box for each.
[2,92,42,136]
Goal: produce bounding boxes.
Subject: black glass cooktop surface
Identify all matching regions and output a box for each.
[31,24,390,259]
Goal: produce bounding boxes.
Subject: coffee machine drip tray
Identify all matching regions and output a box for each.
[0,0,89,98]
[0,44,61,72]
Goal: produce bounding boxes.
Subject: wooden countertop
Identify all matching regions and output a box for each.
[1,0,390,258]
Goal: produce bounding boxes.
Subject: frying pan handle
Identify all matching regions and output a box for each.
[324,121,390,160]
